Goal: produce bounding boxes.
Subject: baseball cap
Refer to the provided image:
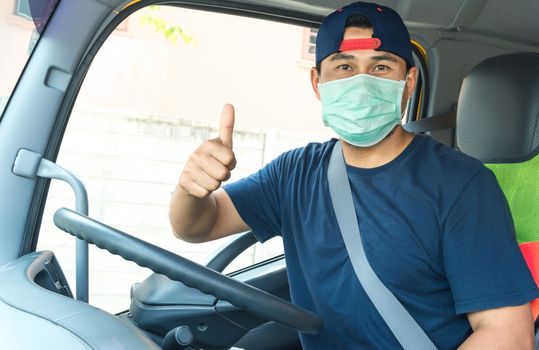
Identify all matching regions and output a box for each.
[315,1,415,68]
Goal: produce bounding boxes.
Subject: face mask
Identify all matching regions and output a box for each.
[318,74,406,147]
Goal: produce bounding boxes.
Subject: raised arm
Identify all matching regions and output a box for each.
[169,104,250,243]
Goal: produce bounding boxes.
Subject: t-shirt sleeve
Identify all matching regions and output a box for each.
[443,167,539,315]
[222,154,288,243]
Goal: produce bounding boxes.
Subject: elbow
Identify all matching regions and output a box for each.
[169,221,195,243]
[168,212,191,242]
[168,194,217,243]
[169,213,210,243]
[170,226,187,241]
[171,228,208,243]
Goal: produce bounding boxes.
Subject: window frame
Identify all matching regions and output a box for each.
[405,40,430,123]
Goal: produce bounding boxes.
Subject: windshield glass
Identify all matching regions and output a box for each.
[0,0,59,116]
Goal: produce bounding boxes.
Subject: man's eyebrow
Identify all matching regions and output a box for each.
[328,52,356,61]
[371,54,399,63]
[328,52,400,64]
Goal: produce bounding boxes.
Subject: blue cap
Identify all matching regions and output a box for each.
[316,1,415,68]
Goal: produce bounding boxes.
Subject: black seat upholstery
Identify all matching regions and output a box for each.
[456,52,539,162]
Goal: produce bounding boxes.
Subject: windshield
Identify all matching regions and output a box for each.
[0,0,59,116]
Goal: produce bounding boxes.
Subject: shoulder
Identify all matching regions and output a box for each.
[413,135,490,182]
[415,135,481,167]
[272,139,337,172]
[282,139,336,159]
[411,136,506,220]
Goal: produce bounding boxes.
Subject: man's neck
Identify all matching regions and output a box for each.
[340,126,415,169]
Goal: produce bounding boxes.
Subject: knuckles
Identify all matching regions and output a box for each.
[218,168,231,181]
[222,153,237,169]
[179,138,236,197]
[193,139,236,170]
[208,180,221,192]
[193,187,210,198]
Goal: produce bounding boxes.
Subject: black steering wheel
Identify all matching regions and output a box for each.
[53,208,322,335]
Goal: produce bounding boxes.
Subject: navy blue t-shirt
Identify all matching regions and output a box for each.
[223,135,539,349]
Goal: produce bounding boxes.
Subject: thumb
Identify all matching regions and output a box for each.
[219,104,235,149]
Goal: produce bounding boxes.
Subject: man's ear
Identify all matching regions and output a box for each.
[404,66,418,100]
[400,66,418,114]
[310,67,321,101]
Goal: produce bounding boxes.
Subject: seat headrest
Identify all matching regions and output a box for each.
[456,52,539,163]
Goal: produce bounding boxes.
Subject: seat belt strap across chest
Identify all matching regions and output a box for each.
[327,141,437,350]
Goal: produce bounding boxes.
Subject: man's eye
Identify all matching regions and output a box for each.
[336,64,353,71]
[373,65,390,72]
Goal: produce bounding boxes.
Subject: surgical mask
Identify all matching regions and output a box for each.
[318,74,406,147]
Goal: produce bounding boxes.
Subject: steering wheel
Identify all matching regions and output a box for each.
[53,208,322,335]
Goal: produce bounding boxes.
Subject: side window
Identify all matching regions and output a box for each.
[37,6,331,312]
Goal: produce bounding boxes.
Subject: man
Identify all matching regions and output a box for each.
[169,2,539,348]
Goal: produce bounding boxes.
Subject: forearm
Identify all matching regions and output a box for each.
[169,185,218,243]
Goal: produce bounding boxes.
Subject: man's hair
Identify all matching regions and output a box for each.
[315,13,412,73]
[345,12,373,29]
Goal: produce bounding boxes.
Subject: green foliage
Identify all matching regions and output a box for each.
[140,6,193,45]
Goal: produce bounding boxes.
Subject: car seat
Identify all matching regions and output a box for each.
[456,52,539,319]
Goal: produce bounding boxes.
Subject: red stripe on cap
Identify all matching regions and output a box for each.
[339,38,382,51]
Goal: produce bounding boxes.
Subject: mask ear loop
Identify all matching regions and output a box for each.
[401,101,410,121]
[400,76,410,120]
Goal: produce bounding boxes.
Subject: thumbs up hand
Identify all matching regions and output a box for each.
[178,104,237,199]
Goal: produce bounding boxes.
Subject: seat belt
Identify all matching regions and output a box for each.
[327,141,437,350]
[403,110,456,133]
